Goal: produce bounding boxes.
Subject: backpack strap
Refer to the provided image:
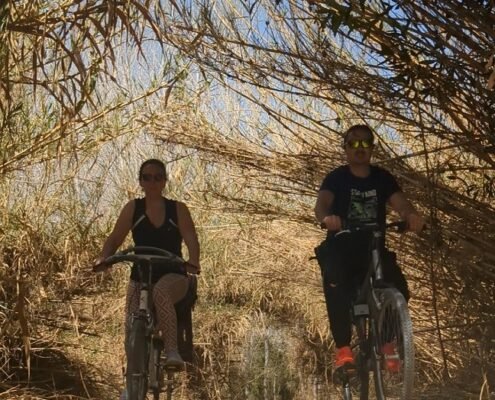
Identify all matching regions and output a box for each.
[132,198,178,230]
[165,198,179,228]
[132,198,146,230]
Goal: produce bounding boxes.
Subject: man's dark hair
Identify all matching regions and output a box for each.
[139,159,167,180]
[343,124,375,147]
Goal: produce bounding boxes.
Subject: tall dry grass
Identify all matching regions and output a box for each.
[1,124,493,399]
[0,1,494,399]
[1,81,492,400]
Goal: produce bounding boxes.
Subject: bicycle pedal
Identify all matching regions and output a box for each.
[164,365,183,373]
[332,364,356,384]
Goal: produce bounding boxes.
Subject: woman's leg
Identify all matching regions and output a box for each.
[152,273,189,353]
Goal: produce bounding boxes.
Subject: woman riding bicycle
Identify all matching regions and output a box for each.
[314,125,425,374]
[94,159,201,370]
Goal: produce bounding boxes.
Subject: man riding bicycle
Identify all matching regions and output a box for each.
[314,125,425,374]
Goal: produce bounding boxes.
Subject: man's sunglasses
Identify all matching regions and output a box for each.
[346,139,373,149]
[140,173,165,182]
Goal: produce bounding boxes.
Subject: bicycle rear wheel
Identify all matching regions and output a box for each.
[343,381,353,400]
[374,288,414,400]
[127,318,149,400]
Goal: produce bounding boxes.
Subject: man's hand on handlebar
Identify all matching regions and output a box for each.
[92,256,112,273]
[320,214,426,235]
[320,215,343,231]
[405,213,425,234]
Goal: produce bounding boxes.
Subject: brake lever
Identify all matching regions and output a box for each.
[335,229,351,237]
[93,261,111,273]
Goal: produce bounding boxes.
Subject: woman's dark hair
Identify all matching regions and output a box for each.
[139,159,167,180]
[343,124,375,146]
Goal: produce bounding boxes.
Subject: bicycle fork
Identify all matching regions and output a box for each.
[139,284,167,395]
[126,285,153,380]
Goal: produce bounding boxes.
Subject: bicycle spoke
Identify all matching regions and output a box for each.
[375,289,415,400]
[354,317,370,400]
[126,318,149,400]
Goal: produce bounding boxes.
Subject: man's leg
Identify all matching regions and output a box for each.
[383,250,410,301]
[323,282,353,349]
[321,251,356,373]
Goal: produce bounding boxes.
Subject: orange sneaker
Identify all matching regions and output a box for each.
[335,346,355,369]
[381,342,400,373]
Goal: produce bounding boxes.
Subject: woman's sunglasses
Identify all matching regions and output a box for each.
[346,139,373,149]
[140,173,165,182]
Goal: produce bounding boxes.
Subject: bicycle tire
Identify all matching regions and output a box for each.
[150,338,164,400]
[127,318,149,400]
[343,382,353,400]
[166,370,175,400]
[355,317,370,400]
[374,288,415,400]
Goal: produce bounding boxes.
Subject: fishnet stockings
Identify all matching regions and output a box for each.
[125,273,188,352]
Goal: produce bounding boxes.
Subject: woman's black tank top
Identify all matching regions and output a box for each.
[130,197,184,283]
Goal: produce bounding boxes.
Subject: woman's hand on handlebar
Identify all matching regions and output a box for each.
[320,215,343,231]
[185,261,201,275]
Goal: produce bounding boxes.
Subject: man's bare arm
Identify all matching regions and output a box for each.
[315,190,343,231]
[315,190,334,223]
[389,192,425,233]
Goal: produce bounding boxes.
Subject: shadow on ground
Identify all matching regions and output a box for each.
[1,346,120,400]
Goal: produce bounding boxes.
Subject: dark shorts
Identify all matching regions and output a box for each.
[314,234,409,300]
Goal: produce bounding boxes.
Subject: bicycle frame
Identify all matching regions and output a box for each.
[134,260,179,399]
[335,221,414,400]
[346,229,386,398]
[132,255,188,400]
[94,247,191,400]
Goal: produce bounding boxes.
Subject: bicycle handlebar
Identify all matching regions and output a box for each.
[92,246,192,274]
[334,220,408,236]
[346,220,407,232]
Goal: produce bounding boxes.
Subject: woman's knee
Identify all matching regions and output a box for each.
[153,274,188,303]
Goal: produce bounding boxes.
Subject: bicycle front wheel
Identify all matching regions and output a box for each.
[127,318,149,400]
[354,316,369,400]
[374,288,415,400]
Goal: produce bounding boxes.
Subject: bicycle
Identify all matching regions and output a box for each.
[94,246,198,400]
[331,221,415,400]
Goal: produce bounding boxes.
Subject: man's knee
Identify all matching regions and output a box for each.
[383,250,410,301]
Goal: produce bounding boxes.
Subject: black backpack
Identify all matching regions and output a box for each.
[175,274,198,362]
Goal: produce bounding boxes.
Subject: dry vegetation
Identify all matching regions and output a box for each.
[0,0,494,399]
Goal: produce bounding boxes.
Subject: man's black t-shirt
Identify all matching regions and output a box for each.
[319,165,401,239]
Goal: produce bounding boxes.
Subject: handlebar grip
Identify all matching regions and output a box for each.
[184,262,201,275]
[93,262,110,273]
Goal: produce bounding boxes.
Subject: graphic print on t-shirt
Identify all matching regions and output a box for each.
[347,188,378,223]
